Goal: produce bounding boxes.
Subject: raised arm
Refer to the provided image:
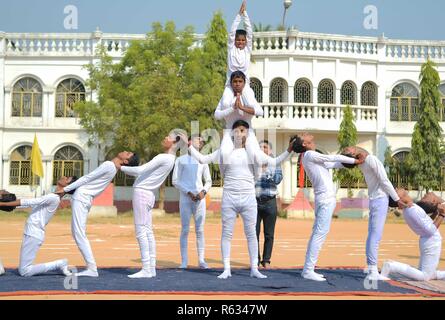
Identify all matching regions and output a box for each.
[121,155,164,177]
[189,146,220,165]
[309,152,357,166]
[0,200,21,207]
[229,1,246,48]
[434,204,445,229]
[255,149,291,167]
[324,162,345,170]
[64,162,113,193]
[244,11,253,51]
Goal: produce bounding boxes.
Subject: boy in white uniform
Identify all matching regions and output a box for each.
[0,176,77,277]
[291,133,364,281]
[329,146,407,280]
[58,151,139,277]
[216,1,263,167]
[382,188,445,281]
[216,71,264,168]
[121,134,180,279]
[186,121,295,280]
[224,1,253,92]
[172,135,212,269]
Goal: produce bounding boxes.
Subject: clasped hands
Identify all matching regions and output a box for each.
[187,191,206,202]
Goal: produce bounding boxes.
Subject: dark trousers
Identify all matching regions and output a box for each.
[256,197,278,265]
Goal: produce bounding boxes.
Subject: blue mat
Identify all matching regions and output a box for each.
[0,268,433,297]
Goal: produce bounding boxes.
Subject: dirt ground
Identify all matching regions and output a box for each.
[1,211,444,300]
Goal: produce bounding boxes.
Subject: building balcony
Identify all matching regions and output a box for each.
[2,30,445,62]
[252,103,378,133]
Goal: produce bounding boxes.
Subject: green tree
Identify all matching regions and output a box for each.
[384,146,397,182]
[334,105,363,198]
[75,18,226,208]
[408,60,443,192]
[202,11,228,81]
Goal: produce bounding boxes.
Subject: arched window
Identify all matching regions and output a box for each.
[361,82,378,106]
[439,83,445,121]
[390,82,419,121]
[341,81,356,105]
[53,146,84,185]
[10,146,39,185]
[318,79,335,104]
[12,78,43,117]
[250,78,263,103]
[270,78,288,103]
[56,79,86,118]
[294,79,312,103]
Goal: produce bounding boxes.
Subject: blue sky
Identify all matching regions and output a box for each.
[0,0,444,40]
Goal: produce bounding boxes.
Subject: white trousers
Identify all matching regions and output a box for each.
[303,198,337,272]
[18,235,61,277]
[366,197,389,267]
[220,191,258,269]
[179,195,206,264]
[71,199,96,270]
[388,233,444,281]
[133,189,156,270]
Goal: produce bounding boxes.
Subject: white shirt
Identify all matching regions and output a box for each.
[214,88,263,130]
[121,154,176,192]
[172,154,212,196]
[359,155,400,201]
[64,161,117,204]
[21,194,60,241]
[303,150,356,202]
[226,11,253,85]
[327,155,400,202]
[189,146,290,194]
[403,204,441,239]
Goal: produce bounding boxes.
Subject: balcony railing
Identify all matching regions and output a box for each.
[253,103,378,132]
[2,30,445,62]
[259,103,377,121]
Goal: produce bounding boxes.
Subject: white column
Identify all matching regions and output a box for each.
[0,33,5,187]
[47,90,55,127]
[0,32,5,127]
[336,88,341,105]
[376,88,390,160]
[4,88,11,127]
[2,155,9,191]
[43,157,52,194]
[42,89,51,127]
[263,86,270,104]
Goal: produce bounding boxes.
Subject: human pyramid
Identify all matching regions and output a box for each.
[0,1,444,284]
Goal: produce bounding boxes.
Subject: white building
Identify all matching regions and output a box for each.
[1,29,445,211]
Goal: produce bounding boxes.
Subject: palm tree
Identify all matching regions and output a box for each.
[253,23,273,32]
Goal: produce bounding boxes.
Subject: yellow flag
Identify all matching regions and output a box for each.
[31,134,44,179]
